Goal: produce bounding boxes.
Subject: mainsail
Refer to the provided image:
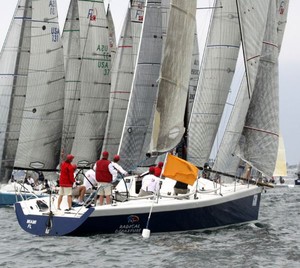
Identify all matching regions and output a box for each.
[13,0,65,171]
[102,1,145,157]
[118,0,163,169]
[0,0,32,182]
[69,1,112,163]
[187,0,241,167]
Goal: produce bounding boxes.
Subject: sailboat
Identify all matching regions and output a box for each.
[63,0,113,164]
[15,0,288,238]
[0,0,65,204]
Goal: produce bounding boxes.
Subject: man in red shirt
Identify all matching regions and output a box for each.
[57,154,76,211]
[95,151,114,205]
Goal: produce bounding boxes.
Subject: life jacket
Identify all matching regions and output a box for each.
[95,159,112,183]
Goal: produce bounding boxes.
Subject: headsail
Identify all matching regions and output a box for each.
[102,1,145,157]
[150,0,197,153]
[214,0,289,178]
[118,0,163,169]
[187,0,241,167]
[61,0,81,158]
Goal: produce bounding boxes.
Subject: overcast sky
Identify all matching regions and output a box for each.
[0,0,299,166]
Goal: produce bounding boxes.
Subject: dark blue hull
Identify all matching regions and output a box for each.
[15,190,261,236]
[71,192,261,236]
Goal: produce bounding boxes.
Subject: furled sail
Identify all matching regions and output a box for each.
[0,0,32,182]
[14,0,65,170]
[70,1,112,163]
[187,0,241,167]
[102,1,145,157]
[118,0,163,169]
[150,0,197,153]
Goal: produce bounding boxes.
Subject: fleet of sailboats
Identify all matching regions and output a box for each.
[0,0,292,235]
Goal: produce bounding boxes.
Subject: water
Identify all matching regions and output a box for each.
[1,186,300,268]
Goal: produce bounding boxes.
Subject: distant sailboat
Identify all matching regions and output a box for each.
[0,0,65,182]
[102,0,145,157]
[63,0,113,163]
[273,133,287,177]
[213,0,290,179]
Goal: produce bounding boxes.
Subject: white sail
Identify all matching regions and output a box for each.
[61,0,81,158]
[187,0,241,167]
[151,0,197,153]
[14,0,65,170]
[70,1,112,163]
[214,1,287,176]
[273,132,287,177]
[0,0,32,181]
[102,1,145,156]
[118,0,163,169]
[236,0,271,99]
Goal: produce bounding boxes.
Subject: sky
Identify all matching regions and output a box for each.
[0,0,299,166]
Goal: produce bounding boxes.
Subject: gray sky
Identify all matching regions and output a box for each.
[0,0,299,165]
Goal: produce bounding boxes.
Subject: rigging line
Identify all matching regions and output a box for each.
[235,0,252,100]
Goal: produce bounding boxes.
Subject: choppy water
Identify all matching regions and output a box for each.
[1,185,300,268]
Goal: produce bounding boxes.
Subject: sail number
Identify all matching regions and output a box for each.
[97,45,110,75]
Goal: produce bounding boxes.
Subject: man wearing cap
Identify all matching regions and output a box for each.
[57,154,76,211]
[138,166,160,197]
[95,151,115,205]
[111,155,127,182]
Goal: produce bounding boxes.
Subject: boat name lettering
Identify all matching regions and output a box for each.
[26,219,37,229]
[119,224,140,229]
[115,228,141,233]
[26,219,37,224]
